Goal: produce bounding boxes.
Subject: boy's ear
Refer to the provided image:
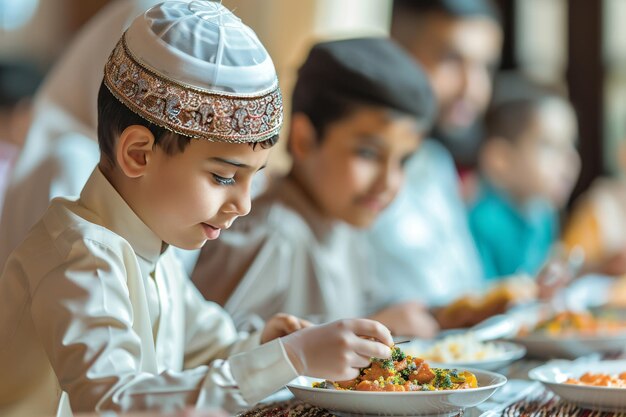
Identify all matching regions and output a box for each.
[116,125,156,178]
[289,113,318,161]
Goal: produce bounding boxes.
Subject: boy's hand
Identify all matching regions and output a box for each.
[369,301,439,338]
[281,319,393,381]
[261,313,312,344]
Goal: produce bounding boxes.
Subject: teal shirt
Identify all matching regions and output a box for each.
[468,179,558,280]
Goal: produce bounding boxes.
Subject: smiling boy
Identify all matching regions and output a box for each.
[192,38,439,337]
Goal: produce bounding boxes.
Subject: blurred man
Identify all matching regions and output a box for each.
[367,0,503,324]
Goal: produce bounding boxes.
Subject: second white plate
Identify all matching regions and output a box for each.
[529,359,626,412]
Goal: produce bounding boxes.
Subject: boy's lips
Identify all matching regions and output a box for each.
[356,196,388,213]
[201,223,221,240]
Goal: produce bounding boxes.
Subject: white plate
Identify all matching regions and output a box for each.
[511,333,626,359]
[529,360,626,412]
[403,340,526,371]
[286,369,507,417]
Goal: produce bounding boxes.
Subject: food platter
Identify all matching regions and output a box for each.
[286,370,507,417]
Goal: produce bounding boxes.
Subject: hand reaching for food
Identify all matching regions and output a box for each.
[281,319,393,381]
[261,313,312,344]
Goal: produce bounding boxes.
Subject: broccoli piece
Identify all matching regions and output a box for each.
[381,359,395,370]
[371,357,394,370]
[400,361,417,380]
[391,346,406,362]
[432,369,453,389]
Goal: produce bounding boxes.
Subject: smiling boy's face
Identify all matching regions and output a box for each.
[133,138,271,250]
[295,107,422,228]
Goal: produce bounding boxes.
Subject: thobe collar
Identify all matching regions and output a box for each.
[80,167,163,269]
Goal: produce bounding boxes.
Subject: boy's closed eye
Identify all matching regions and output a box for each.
[212,174,236,186]
[355,146,381,160]
[205,156,267,187]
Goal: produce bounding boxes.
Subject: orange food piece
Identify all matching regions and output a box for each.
[335,379,358,389]
[566,372,626,388]
[362,361,394,381]
[409,358,435,384]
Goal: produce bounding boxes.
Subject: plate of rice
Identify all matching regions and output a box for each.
[403,333,526,371]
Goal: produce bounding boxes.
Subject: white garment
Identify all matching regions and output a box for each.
[367,140,486,307]
[0,0,172,270]
[0,168,297,417]
[192,177,388,328]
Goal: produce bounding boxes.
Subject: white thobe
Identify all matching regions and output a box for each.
[367,140,486,307]
[0,168,297,417]
[192,177,387,329]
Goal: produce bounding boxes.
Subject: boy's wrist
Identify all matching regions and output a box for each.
[281,336,305,376]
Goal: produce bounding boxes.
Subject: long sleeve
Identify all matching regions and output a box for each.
[29,237,296,414]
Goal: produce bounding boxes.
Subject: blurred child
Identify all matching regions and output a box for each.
[0,61,41,216]
[468,73,580,279]
[0,4,395,417]
[563,139,626,277]
[192,38,440,338]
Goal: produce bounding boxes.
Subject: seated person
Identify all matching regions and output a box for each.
[0,61,41,217]
[563,137,626,277]
[0,4,394,417]
[366,0,503,312]
[468,73,580,279]
[192,37,439,338]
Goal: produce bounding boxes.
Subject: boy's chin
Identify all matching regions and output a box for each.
[168,238,208,251]
[343,215,377,229]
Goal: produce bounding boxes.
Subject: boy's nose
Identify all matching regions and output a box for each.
[232,190,252,217]
[373,162,403,196]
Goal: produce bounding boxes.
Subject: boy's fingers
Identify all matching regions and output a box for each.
[300,318,314,328]
[352,337,392,360]
[349,319,394,347]
[350,352,375,369]
[282,315,303,332]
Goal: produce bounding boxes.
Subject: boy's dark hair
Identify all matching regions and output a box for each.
[97,81,277,168]
[392,0,501,23]
[291,37,436,141]
[485,72,570,143]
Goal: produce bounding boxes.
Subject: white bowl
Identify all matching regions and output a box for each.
[286,369,507,417]
[404,339,526,371]
[529,360,626,412]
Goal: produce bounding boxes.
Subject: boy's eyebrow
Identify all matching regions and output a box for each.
[208,157,250,168]
[208,157,266,171]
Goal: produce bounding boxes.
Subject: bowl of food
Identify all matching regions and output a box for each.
[511,310,626,358]
[286,347,507,416]
[403,333,526,371]
[529,360,626,412]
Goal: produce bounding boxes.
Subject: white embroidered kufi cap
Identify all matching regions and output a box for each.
[104,0,283,143]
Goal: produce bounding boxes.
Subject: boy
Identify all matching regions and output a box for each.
[192,37,439,338]
[468,73,580,278]
[0,3,393,417]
